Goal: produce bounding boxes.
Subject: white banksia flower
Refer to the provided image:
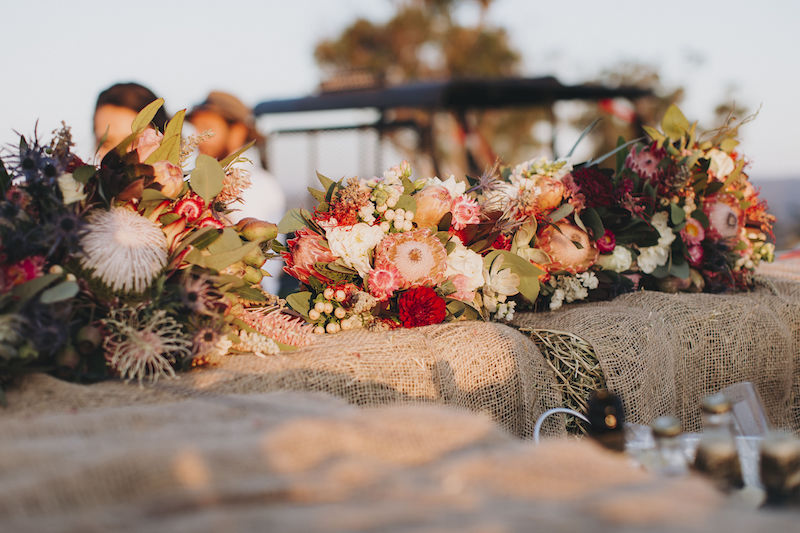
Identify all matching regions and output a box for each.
[79,207,167,293]
[102,308,192,384]
[234,330,280,358]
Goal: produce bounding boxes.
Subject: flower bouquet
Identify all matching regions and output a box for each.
[0,99,311,394]
[281,105,775,328]
[278,161,544,332]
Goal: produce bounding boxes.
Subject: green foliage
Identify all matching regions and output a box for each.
[72,165,96,184]
[131,98,165,134]
[286,291,312,318]
[278,208,313,234]
[190,154,224,202]
[145,110,184,165]
[483,250,543,303]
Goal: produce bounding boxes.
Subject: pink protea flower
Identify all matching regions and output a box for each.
[368,263,403,301]
[703,195,742,240]
[681,217,705,245]
[282,228,337,284]
[537,221,598,274]
[374,228,447,288]
[450,194,481,230]
[625,144,664,181]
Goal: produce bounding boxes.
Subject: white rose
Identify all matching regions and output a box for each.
[637,245,669,274]
[445,241,485,292]
[596,246,633,273]
[707,149,735,180]
[57,173,86,204]
[325,223,385,277]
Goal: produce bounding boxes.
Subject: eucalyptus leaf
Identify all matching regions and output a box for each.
[566,118,601,158]
[316,171,335,191]
[10,274,60,308]
[278,208,312,234]
[669,202,686,225]
[190,154,224,202]
[131,98,165,134]
[586,137,643,167]
[145,109,185,165]
[39,281,79,304]
[393,195,417,213]
[549,203,573,223]
[69,165,95,185]
[286,291,312,318]
[308,187,326,202]
[0,159,9,195]
[231,285,268,302]
[207,227,244,254]
[582,207,605,239]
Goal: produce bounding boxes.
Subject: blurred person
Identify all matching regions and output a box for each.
[93,82,168,159]
[188,91,287,295]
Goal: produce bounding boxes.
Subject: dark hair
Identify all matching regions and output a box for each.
[95,82,169,131]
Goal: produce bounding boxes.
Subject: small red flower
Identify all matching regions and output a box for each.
[397,286,446,328]
[491,233,512,251]
[596,229,616,254]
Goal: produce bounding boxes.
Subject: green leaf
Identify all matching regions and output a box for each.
[661,105,690,140]
[402,176,416,195]
[10,274,60,307]
[669,202,686,225]
[316,171,335,191]
[0,159,10,195]
[208,227,244,254]
[484,250,543,303]
[278,208,313,234]
[189,227,223,250]
[219,140,255,168]
[39,281,79,304]
[691,209,709,229]
[393,194,417,213]
[131,98,165,134]
[72,165,96,184]
[159,213,181,225]
[642,125,665,144]
[190,154,224,202]
[549,203,573,223]
[720,138,739,153]
[566,118,601,158]
[145,109,185,165]
[185,240,260,272]
[582,207,605,239]
[308,187,326,202]
[615,136,628,172]
[586,137,643,167]
[669,257,690,279]
[230,285,268,302]
[286,291,312,318]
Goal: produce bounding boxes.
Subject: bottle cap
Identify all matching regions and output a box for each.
[652,415,682,438]
[701,392,732,414]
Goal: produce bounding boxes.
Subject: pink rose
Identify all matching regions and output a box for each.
[413,186,452,228]
[152,161,184,198]
[449,273,476,302]
[450,194,481,230]
[368,264,403,301]
[130,128,163,163]
[282,228,338,284]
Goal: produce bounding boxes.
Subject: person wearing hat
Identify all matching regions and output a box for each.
[188,91,286,295]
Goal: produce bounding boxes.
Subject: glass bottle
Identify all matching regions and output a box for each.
[694,392,743,491]
[651,415,688,476]
[759,431,800,507]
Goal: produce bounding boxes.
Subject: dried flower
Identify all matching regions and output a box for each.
[79,207,168,293]
[102,307,192,384]
[233,330,280,357]
[217,166,252,205]
[238,307,315,347]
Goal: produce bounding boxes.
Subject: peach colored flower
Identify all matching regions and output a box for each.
[413,186,452,228]
[537,221,598,274]
[130,128,163,163]
[374,229,447,288]
[704,196,742,240]
[450,194,480,230]
[449,274,476,302]
[152,161,184,198]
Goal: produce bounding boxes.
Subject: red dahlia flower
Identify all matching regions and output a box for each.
[397,286,446,328]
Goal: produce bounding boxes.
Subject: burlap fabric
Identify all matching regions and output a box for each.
[513,277,800,434]
[4,387,799,533]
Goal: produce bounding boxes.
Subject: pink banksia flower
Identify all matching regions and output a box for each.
[238,307,315,347]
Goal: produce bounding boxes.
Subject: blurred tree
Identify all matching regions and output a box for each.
[314,0,550,176]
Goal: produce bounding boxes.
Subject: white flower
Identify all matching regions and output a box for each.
[57,173,86,204]
[445,240,485,293]
[597,246,633,273]
[636,211,676,274]
[425,175,467,199]
[707,149,735,180]
[326,223,385,277]
[79,207,168,293]
[483,256,520,296]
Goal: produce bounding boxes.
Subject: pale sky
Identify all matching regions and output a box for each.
[3,0,799,180]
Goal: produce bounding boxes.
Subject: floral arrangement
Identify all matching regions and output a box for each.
[281,105,775,329]
[0,99,311,394]
[278,162,543,332]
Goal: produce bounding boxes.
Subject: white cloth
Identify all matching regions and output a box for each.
[227,148,286,295]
